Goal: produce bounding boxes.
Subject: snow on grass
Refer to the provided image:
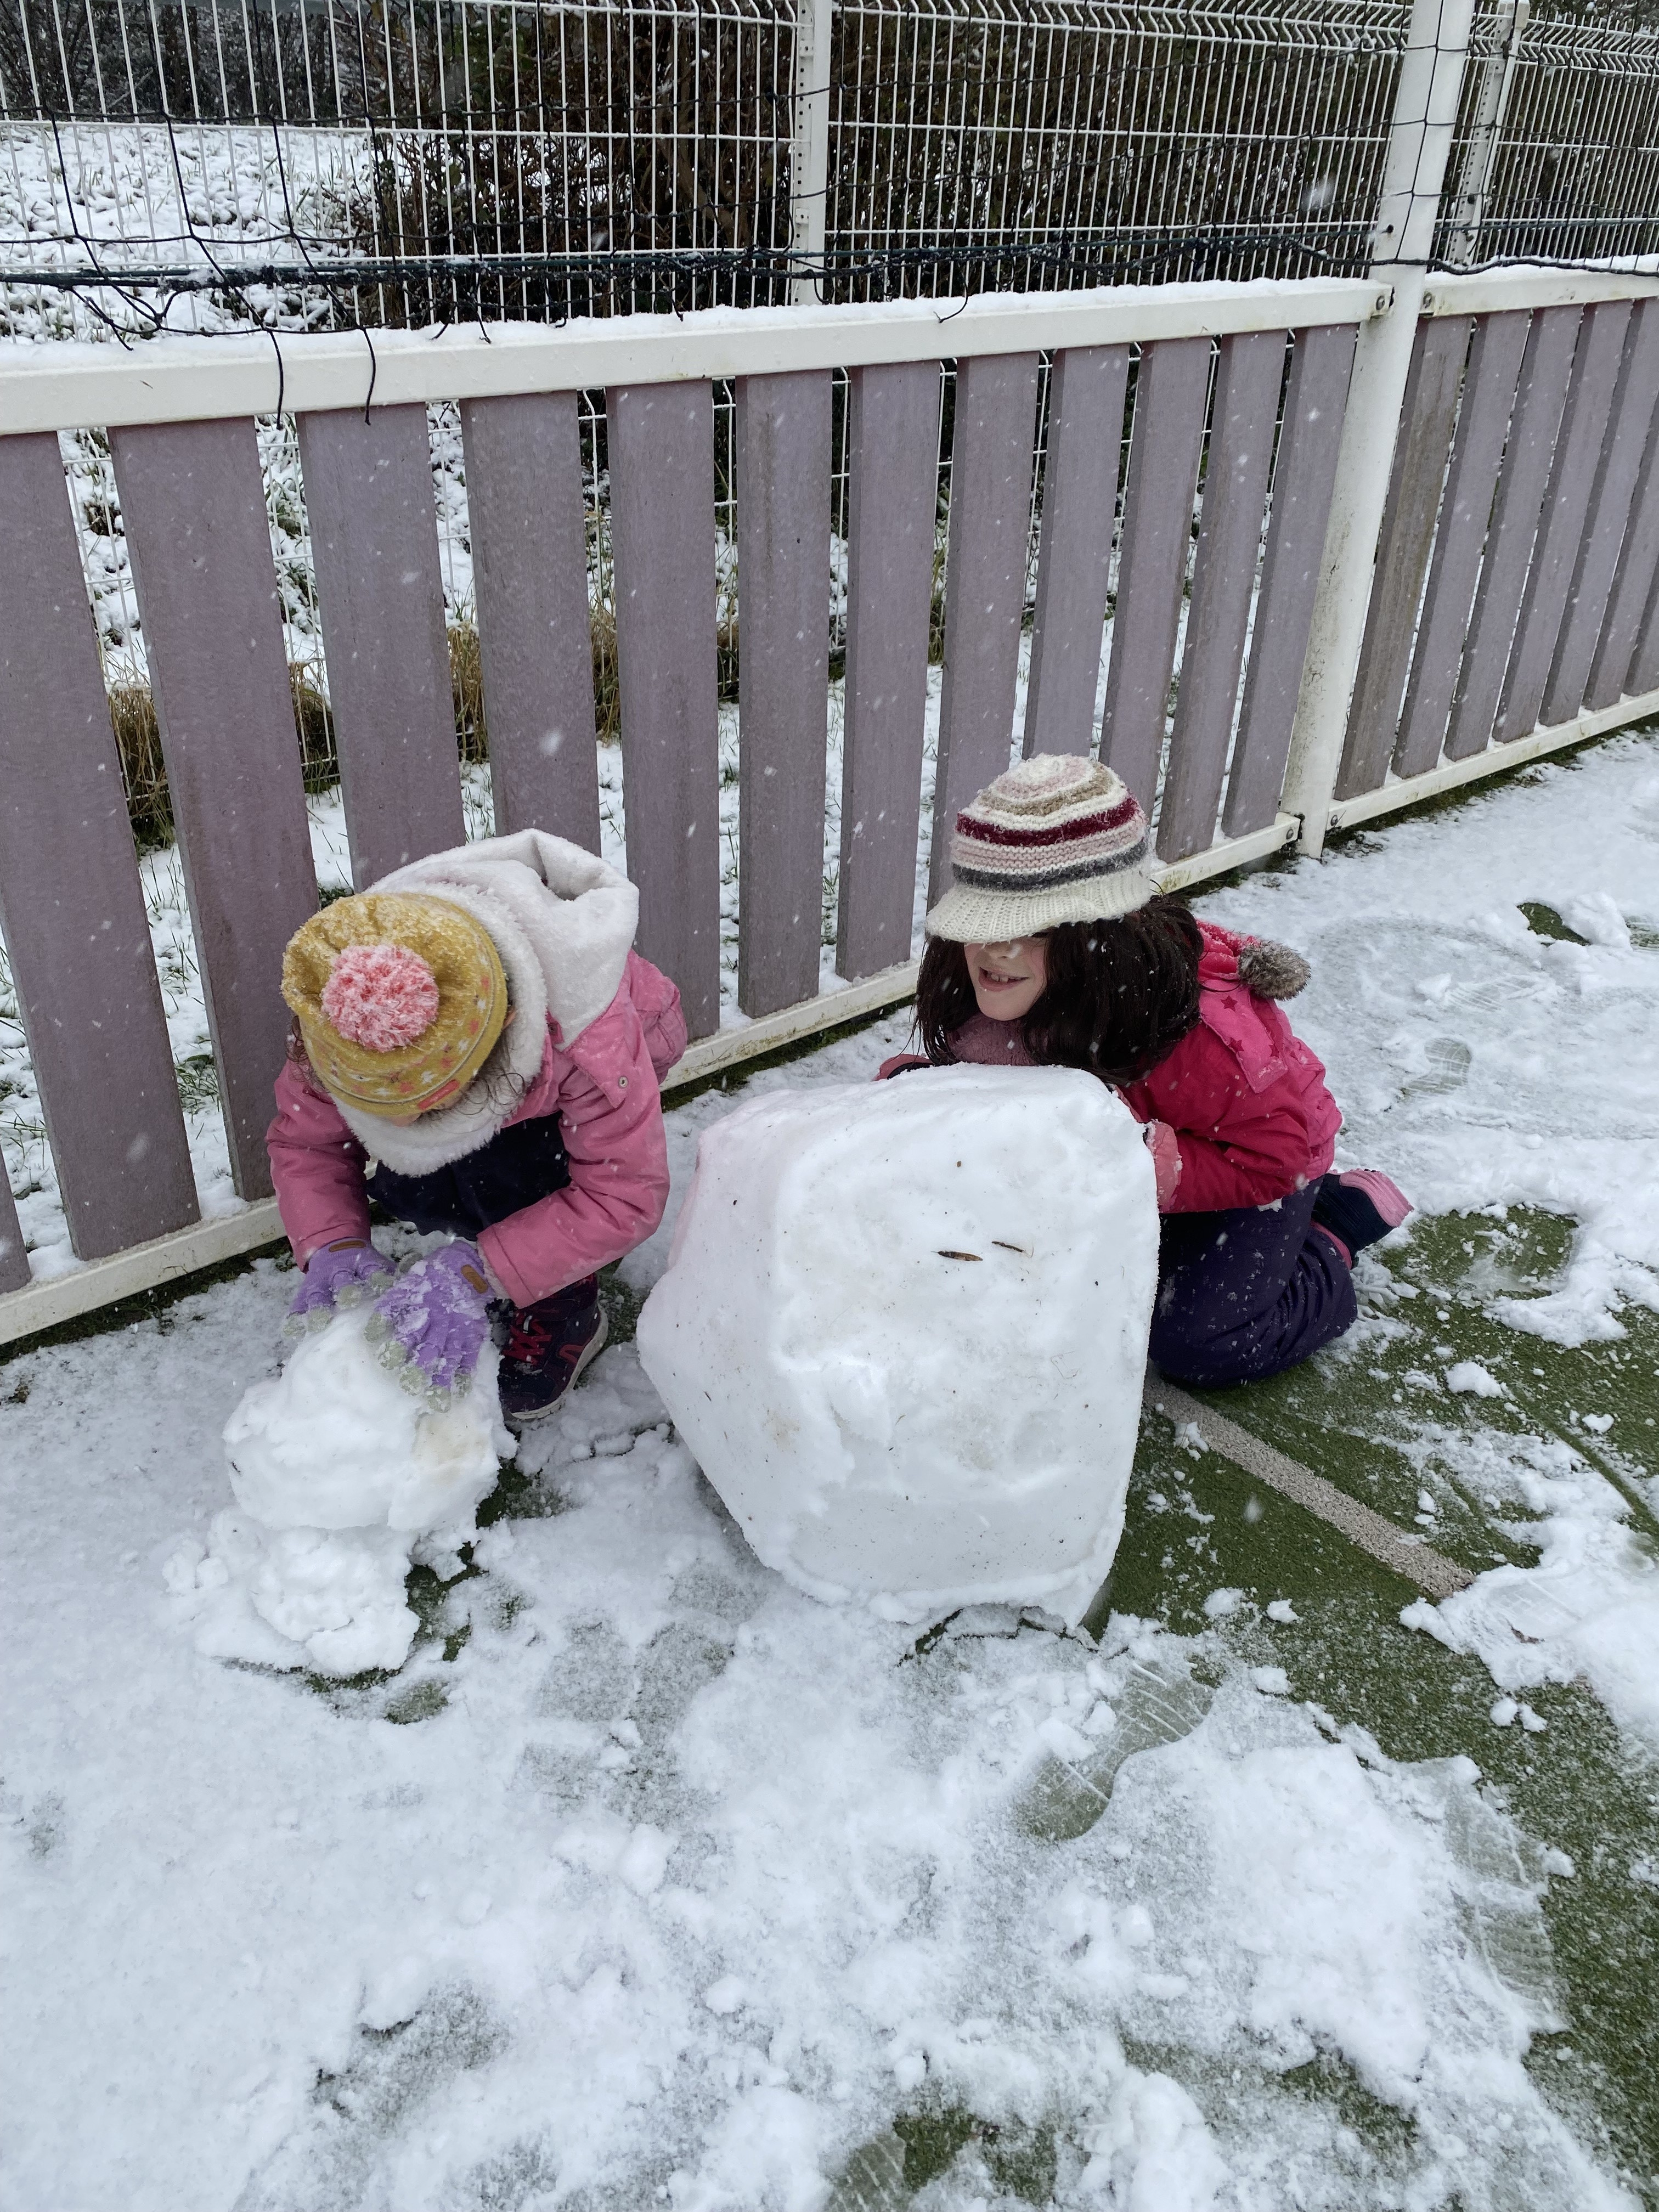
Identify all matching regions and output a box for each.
[1,121,368,343]
[1200,730,1659,1344]
[0,1255,1628,2212]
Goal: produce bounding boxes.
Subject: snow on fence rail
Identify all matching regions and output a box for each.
[8,0,1659,1335]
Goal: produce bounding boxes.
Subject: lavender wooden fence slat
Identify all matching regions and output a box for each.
[1224,322,1357,838]
[927,353,1043,907]
[295,405,464,889]
[1335,318,1473,799]
[1393,311,1532,780]
[1626,558,1659,696]
[1099,337,1212,814]
[1023,346,1130,759]
[606,380,723,1040]
[0,433,199,1261]
[836,362,942,981]
[1585,390,1659,710]
[1158,330,1288,861]
[0,1166,25,1295]
[110,420,318,1201]
[460,394,602,853]
[1542,300,1659,727]
[1445,306,1583,761]
[735,370,833,1017]
[1496,301,1634,745]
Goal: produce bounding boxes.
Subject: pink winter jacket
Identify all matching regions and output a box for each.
[268,949,686,1308]
[890,922,1340,1215]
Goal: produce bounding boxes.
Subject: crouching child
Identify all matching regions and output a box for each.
[268,831,685,1427]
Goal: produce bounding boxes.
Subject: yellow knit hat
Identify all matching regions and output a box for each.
[281,892,509,1116]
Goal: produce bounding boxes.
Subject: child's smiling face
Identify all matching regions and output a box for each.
[963,937,1048,1023]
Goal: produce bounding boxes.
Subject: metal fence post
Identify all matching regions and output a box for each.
[788,0,834,305]
[1278,0,1476,856]
[1443,0,1530,269]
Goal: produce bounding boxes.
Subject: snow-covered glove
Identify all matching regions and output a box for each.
[1143,1119,1183,1210]
[366,1240,495,1400]
[285,1240,394,1336]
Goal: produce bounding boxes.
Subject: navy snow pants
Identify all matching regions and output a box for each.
[1147,1182,1356,1389]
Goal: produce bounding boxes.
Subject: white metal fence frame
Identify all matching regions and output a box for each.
[7,0,1659,1341]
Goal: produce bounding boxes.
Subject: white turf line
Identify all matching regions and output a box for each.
[1145,1380,1474,1602]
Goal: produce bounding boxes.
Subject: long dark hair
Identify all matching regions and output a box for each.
[915,895,1204,1086]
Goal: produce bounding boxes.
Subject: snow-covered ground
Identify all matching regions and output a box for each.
[1,121,366,342]
[3,732,1657,2209]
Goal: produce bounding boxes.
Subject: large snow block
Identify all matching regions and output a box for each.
[637,1064,1159,1623]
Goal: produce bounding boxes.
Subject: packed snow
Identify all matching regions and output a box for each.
[163,1305,511,1677]
[638,1068,1158,1622]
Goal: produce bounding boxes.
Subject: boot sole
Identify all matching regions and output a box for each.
[502,1310,610,1432]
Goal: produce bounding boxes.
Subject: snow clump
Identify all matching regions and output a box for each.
[165,1305,509,1675]
[638,1064,1159,1624]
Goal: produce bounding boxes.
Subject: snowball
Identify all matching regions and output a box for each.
[1445,1361,1504,1398]
[636,1065,1159,1624]
[224,1305,504,1533]
[172,1306,511,1677]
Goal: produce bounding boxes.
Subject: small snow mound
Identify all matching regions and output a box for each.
[168,1305,509,1677]
[1446,1361,1505,1398]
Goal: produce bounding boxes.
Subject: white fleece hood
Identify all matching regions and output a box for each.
[330,830,639,1174]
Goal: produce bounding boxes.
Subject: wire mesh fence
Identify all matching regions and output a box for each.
[822,0,1405,298]
[10,0,1659,349]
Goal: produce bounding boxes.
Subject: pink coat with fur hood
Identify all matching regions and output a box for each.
[896,922,1339,1214]
[268,831,686,1308]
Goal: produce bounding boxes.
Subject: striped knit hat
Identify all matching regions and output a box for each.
[925,753,1155,942]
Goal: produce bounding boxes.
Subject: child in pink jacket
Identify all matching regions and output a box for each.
[268,830,685,1427]
[882,754,1410,1389]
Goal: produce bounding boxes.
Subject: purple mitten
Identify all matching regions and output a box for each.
[285,1240,394,1334]
[367,1241,494,1398]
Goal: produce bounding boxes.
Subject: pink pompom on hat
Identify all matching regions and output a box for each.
[321,942,442,1052]
[281,890,509,1115]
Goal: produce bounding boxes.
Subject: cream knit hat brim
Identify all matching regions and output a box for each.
[924,753,1156,943]
[925,862,1155,943]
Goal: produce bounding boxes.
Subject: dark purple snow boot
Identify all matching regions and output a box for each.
[1312,1170,1413,1261]
[497,1276,607,1429]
